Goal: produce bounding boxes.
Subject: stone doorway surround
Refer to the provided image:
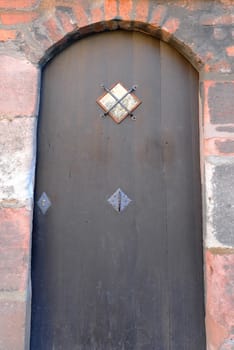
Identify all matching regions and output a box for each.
[0,1,234,350]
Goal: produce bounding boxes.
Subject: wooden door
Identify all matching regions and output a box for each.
[30,31,205,349]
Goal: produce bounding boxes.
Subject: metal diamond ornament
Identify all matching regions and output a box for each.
[107,188,132,213]
[37,192,51,214]
[97,82,142,124]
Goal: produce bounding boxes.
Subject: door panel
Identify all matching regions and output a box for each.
[30,31,205,349]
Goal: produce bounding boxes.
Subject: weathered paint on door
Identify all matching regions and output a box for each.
[30,31,205,349]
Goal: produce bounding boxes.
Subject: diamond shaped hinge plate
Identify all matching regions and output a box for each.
[107,188,132,213]
[37,192,51,214]
[97,82,141,124]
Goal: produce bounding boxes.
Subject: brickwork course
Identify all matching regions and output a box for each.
[0,1,234,349]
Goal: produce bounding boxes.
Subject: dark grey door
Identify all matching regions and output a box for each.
[30,31,205,350]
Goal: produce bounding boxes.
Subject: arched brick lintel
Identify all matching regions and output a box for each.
[37,19,204,71]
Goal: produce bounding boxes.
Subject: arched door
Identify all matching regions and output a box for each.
[31,31,205,349]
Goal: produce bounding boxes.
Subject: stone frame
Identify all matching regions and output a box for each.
[0,2,234,349]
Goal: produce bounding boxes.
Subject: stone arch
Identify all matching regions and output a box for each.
[18,3,212,72]
[36,19,205,71]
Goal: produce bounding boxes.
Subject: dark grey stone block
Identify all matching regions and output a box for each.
[211,158,234,246]
[209,83,234,124]
[215,140,234,154]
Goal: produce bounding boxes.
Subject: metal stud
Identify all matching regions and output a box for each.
[37,192,51,214]
[107,188,132,213]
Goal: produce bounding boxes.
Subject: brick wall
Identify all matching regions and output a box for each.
[0,1,234,349]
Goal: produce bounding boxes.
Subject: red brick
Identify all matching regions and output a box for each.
[0,299,28,350]
[0,12,38,25]
[104,0,117,21]
[0,56,38,117]
[203,81,213,124]
[204,138,217,156]
[162,17,180,36]
[39,0,55,11]
[73,3,89,27]
[200,14,234,26]
[119,0,133,20]
[0,29,16,41]
[220,0,234,4]
[204,138,234,156]
[205,249,234,350]
[44,16,64,42]
[206,310,228,350]
[135,0,150,22]
[161,17,180,42]
[0,208,31,292]
[204,51,214,63]
[204,81,234,124]
[149,5,167,27]
[91,6,104,23]
[226,46,234,57]
[0,0,37,9]
[183,1,205,10]
[204,59,232,73]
